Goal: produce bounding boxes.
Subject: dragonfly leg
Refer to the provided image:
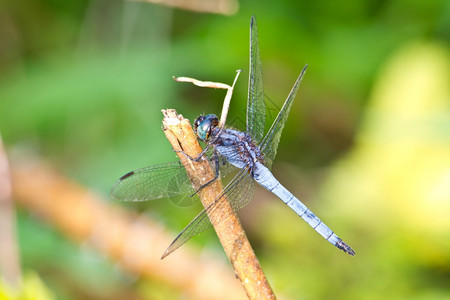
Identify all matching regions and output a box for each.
[173,144,211,162]
[188,150,220,197]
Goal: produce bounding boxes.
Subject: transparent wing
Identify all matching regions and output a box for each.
[246,15,265,144]
[111,161,197,205]
[162,167,255,258]
[260,65,307,169]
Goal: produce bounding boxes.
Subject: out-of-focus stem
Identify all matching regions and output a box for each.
[0,133,21,288]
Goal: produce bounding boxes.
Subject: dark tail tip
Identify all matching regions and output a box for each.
[337,240,356,256]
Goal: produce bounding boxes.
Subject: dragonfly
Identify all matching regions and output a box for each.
[111,16,355,258]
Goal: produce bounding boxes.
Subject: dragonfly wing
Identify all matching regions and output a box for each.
[111,161,197,206]
[246,16,265,144]
[162,167,255,258]
[260,65,307,169]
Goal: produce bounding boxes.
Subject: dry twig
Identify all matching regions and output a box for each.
[162,109,275,299]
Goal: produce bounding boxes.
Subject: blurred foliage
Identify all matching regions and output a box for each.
[0,272,54,300]
[252,42,450,299]
[0,0,449,299]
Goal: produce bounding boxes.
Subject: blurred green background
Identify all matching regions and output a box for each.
[0,0,449,299]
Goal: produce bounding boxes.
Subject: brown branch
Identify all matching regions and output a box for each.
[0,133,21,288]
[128,0,239,15]
[162,109,276,300]
[11,158,246,300]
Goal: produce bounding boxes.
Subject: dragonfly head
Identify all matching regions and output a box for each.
[194,114,219,141]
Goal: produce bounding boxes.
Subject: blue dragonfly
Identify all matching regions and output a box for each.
[111,16,355,258]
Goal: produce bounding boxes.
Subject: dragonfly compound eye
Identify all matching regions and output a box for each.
[196,114,218,141]
[194,115,205,134]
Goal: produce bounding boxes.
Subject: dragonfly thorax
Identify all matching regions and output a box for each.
[194,114,219,141]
